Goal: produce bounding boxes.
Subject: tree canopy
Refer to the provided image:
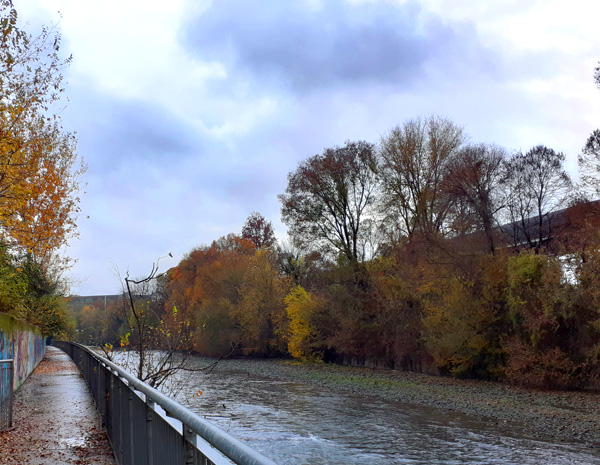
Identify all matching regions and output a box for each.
[0,0,85,265]
[379,116,464,241]
[0,1,83,336]
[279,140,378,267]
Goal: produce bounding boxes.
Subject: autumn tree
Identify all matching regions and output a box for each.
[578,130,600,198]
[443,144,507,254]
[285,285,323,361]
[166,237,251,356]
[0,1,84,264]
[363,256,426,371]
[279,140,378,272]
[241,212,276,249]
[502,146,572,251]
[420,256,506,379]
[378,115,464,241]
[234,248,289,355]
[78,303,104,344]
[504,253,578,388]
[576,62,600,198]
[572,245,600,383]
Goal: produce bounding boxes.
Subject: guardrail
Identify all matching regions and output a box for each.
[52,341,278,465]
[0,359,13,431]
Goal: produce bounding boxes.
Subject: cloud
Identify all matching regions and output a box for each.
[183,0,496,91]
[61,86,205,173]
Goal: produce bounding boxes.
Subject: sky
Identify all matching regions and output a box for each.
[18,0,600,296]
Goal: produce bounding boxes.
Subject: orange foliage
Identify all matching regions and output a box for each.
[166,235,288,357]
[0,2,85,262]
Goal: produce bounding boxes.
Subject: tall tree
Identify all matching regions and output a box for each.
[0,1,84,263]
[578,129,600,198]
[502,145,572,251]
[241,212,275,249]
[443,144,507,254]
[379,115,464,241]
[279,140,378,270]
[578,63,600,198]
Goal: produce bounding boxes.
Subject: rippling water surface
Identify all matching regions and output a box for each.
[173,360,600,465]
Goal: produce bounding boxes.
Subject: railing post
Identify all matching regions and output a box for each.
[129,387,135,465]
[105,366,112,441]
[118,378,124,464]
[146,398,155,465]
[184,423,196,465]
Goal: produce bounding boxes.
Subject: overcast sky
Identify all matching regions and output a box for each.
[19,0,600,295]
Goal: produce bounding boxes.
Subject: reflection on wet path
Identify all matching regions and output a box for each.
[175,362,600,465]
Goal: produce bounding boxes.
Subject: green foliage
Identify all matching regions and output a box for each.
[0,247,73,337]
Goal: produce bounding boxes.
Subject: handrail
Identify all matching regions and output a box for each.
[55,341,278,465]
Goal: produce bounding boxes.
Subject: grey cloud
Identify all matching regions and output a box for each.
[183,0,495,91]
[105,103,194,158]
[63,84,288,208]
[63,88,202,173]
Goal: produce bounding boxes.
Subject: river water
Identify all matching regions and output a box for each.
[172,360,599,465]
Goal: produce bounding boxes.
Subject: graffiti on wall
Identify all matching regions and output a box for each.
[0,312,45,391]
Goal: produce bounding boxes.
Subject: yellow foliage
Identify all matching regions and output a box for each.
[422,276,498,377]
[285,285,319,360]
[0,2,85,264]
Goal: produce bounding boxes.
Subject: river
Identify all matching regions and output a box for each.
[170,358,599,465]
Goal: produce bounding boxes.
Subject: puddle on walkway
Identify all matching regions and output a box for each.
[59,436,86,448]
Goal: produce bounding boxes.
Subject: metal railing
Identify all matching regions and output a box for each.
[0,359,13,431]
[52,341,278,465]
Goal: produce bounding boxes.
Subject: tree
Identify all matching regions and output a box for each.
[443,144,507,254]
[166,237,257,357]
[421,273,500,378]
[504,253,578,388]
[285,285,322,361]
[577,62,600,198]
[0,249,73,337]
[105,256,199,391]
[379,115,465,241]
[578,130,600,199]
[234,248,289,355]
[241,212,275,249]
[0,1,85,263]
[279,140,378,271]
[502,146,572,251]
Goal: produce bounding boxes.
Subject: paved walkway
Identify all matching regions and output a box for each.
[0,346,117,464]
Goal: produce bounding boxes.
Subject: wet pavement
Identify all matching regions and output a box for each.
[0,346,117,464]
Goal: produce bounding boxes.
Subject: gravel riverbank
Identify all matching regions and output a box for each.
[203,358,600,450]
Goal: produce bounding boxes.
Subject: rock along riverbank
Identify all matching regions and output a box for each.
[200,357,600,451]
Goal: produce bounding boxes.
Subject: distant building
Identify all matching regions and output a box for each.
[67,294,123,311]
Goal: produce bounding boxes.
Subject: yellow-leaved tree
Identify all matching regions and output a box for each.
[0,0,85,266]
[0,1,84,337]
[285,285,321,361]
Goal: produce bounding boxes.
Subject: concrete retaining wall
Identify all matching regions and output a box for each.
[0,312,45,391]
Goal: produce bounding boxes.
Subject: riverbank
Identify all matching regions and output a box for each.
[200,358,600,450]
